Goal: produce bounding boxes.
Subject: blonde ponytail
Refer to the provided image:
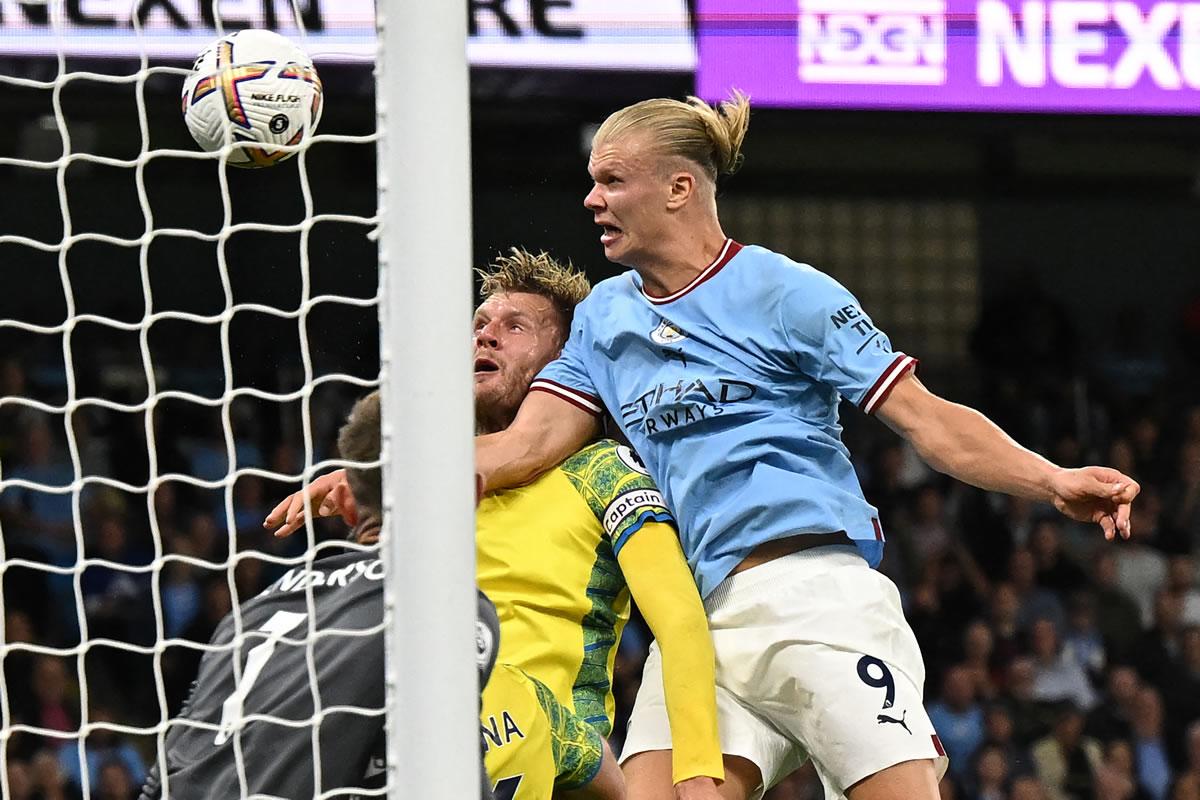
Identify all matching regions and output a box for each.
[687,90,750,177]
[593,90,751,183]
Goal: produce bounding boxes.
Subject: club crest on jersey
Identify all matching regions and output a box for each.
[650,318,687,345]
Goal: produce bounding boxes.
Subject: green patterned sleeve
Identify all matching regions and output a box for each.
[526,672,604,791]
[559,440,675,555]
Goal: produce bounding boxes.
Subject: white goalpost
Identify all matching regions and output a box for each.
[0,0,478,797]
[376,0,479,796]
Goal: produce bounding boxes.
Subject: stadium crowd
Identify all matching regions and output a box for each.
[2,279,1200,799]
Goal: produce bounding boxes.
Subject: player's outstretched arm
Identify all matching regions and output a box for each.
[476,389,599,494]
[875,373,1139,540]
[618,522,724,797]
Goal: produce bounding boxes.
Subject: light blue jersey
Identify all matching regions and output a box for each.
[532,241,917,598]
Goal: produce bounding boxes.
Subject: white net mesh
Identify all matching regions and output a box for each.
[0,2,381,796]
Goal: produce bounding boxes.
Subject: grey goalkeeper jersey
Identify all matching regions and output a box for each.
[140,548,387,800]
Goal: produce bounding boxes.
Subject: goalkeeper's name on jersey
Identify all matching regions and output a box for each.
[262,557,385,596]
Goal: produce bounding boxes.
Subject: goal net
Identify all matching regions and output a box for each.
[0,1,476,797]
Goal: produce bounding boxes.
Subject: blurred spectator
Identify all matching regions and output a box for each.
[1093,739,1152,800]
[1061,592,1105,682]
[1166,638,1200,761]
[1129,416,1168,487]
[1030,520,1088,595]
[1175,722,1200,794]
[1184,407,1200,443]
[943,772,964,800]
[78,516,156,714]
[1092,551,1145,663]
[929,664,986,780]
[31,748,78,800]
[81,516,153,645]
[232,475,269,534]
[1166,557,1200,627]
[937,549,991,635]
[6,758,34,800]
[269,441,304,478]
[58,706,146,794]
[1049,432,1083,473]
[1029,618,1096,712]
[990,582,1025,670]
[956,491,1020,584]
[1110,438,1138,480]
[0,357,29,449]
[1128,686,1176,800]
[1131,687,1173,800]
[161,537,203,639]
[1136,591,1185,688]
[903,482,955,568]
[909,564,950,674]
[70,408,112,483]
[183,422,264,514]
[969,268,1078,451]
[1008,656,1052,745]
[1009,775,1051,800]
[1005,497,1039,553]
[1087,665,1141,744]
[962,620,1001,700]
[1031,704,1101,800]
[30,657,78,753]
[1173,773,1200,800]
[233,554,267,600]
[184,423,264,485]
[152,483,188,556]
[185,511,220,563]
[1164,440,1200,554]
[5,612,38,720]
[1010,550,1066,634]
[95,758,136,800]
[983,703,1033,778]
[1,419,77,552]
[972,743,1011,800]
[3,541,53,638]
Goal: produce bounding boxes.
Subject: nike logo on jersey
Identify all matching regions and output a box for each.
[649,318,687,345]
[877,709,911,735]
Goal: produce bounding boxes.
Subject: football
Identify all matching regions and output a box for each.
[182,29,323,168]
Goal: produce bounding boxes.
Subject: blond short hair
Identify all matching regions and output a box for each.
[593,90,751,183]
[476,248,591,336]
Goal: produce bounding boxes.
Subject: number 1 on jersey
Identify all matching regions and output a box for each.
[214,610,308,745]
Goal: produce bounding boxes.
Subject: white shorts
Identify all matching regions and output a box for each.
[620,547,949,799]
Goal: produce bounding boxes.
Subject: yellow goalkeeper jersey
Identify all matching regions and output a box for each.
[482,663,603,800]
[476,439,670,734]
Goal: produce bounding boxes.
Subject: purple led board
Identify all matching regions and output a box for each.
[697,0,1200,114]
